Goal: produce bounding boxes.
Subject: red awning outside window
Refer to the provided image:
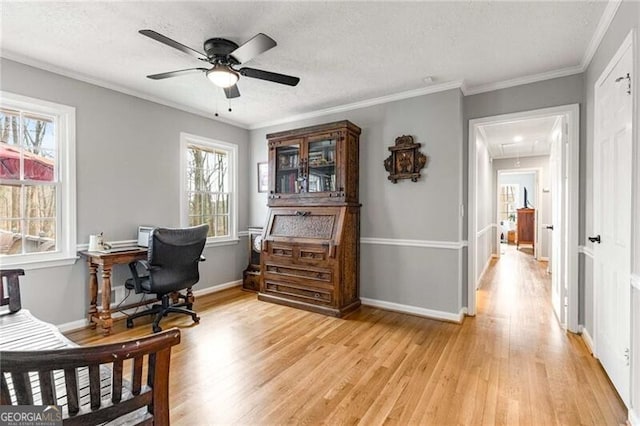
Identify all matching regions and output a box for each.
[0,143,54,181]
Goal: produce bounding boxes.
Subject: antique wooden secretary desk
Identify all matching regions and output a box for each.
[257,120,361,317]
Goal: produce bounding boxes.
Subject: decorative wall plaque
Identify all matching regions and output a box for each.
[383,135,427,183]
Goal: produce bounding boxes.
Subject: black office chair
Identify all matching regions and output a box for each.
[125,224,208,333]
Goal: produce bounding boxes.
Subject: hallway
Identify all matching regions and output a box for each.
[472,244,627,424]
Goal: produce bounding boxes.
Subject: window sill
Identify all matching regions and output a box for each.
[205,238,240,248]
[1,255,79,271]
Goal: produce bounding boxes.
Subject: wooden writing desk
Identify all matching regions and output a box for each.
[80,249,149,335]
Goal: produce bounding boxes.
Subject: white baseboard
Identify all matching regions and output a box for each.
[57,318,89,333]
[491,253,499,258]
[360,297,465,323]
[477,256,493,288]
[539,256,549,261]
[629,408,639,426]
[193,280,242,297]
[580,325,595,355]
[56,280,242,333]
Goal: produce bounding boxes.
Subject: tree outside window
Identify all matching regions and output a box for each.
[0,108,57,255]
[181,133,237,243]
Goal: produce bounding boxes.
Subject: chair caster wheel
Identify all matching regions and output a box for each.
[153,325,162,333]
[126,319,133,329]
[193,315,200,324]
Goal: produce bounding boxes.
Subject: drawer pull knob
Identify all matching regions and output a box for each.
[314,293,320,298]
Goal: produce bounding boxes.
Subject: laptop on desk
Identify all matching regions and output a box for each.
[96,226,154,253]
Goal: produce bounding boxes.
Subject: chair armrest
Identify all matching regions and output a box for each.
[0,269,24,313]
[127,260,150,293]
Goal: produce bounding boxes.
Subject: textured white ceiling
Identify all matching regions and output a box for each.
[481,116,558,159]
[1,1,605,128]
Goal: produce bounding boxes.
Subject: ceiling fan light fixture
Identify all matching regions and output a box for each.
[206,64,239,88]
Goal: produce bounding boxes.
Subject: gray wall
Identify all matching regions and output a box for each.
[250,89,466,314]
[582,1,639,415]
[1,58,250,326]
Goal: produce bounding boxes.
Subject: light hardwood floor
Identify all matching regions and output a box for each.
[67,245,627,425]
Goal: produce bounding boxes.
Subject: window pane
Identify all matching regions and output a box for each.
[0,185,21,219]
[23,114,55,151]
[24,219,56,253]
[188,146,228,193]
[188,192,211,219]
[26,185,56,218]
[0,145,21,180]
[215,215,229,237]
[0,109,20,146]
[23,149,55,182]
[0,219,21,255]
[212,193,229,215]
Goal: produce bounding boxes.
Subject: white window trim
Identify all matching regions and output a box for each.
[179,132,238,247]
[0,91,77,270]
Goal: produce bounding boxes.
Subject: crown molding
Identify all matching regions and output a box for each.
[580,0,623,71]
[249,80,464,130]
[462,65,583,96]
[0,51,249,130]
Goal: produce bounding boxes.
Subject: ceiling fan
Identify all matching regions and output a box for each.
[139,29,300,99]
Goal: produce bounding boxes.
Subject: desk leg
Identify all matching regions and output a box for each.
[88,261,98,329]
[99,266,113,336]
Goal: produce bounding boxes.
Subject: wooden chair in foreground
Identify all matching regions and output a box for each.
[0,269,181,425]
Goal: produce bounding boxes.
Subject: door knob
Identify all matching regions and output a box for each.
[546,225,554,230]
[588,235,601,244]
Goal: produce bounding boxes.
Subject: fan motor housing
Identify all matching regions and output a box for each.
[204,38,240,63]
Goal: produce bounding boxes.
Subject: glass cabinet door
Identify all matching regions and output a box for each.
[307,139,336,193]
[275,143,300,193]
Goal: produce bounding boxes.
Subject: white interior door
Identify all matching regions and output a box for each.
[550,118,566,326]
[593,42,632,406]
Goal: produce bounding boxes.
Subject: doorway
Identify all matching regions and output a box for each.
[496,169,541,260]
[468,104,579,333]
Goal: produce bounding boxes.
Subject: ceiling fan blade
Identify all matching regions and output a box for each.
[239,67,300,86]
[139,29,208,61]
[230,33,277,64]
[224,85,241,99]
[146,68,208,80]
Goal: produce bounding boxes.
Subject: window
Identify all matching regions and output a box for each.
[499,184,519,222]
[180,133,238,245]
[0,91,76,269]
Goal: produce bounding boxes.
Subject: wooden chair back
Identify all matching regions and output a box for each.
[0,328,181,426]
[0,269,24,313]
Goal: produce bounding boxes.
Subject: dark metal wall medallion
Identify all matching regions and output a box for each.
[383,135,427,183]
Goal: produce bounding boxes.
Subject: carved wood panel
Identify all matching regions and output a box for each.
[271,214,335,239]
[384,135,427,183]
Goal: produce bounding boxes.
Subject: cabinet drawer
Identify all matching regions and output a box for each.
[297,246,328,262]
[264,280,332,304]
[265,242,331,265]
[269,243,294,259]
[264,263,332,283]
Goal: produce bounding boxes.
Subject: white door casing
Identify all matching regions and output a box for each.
[550,117,566,327]
[593,38,633,406]
[468,104,579,332]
